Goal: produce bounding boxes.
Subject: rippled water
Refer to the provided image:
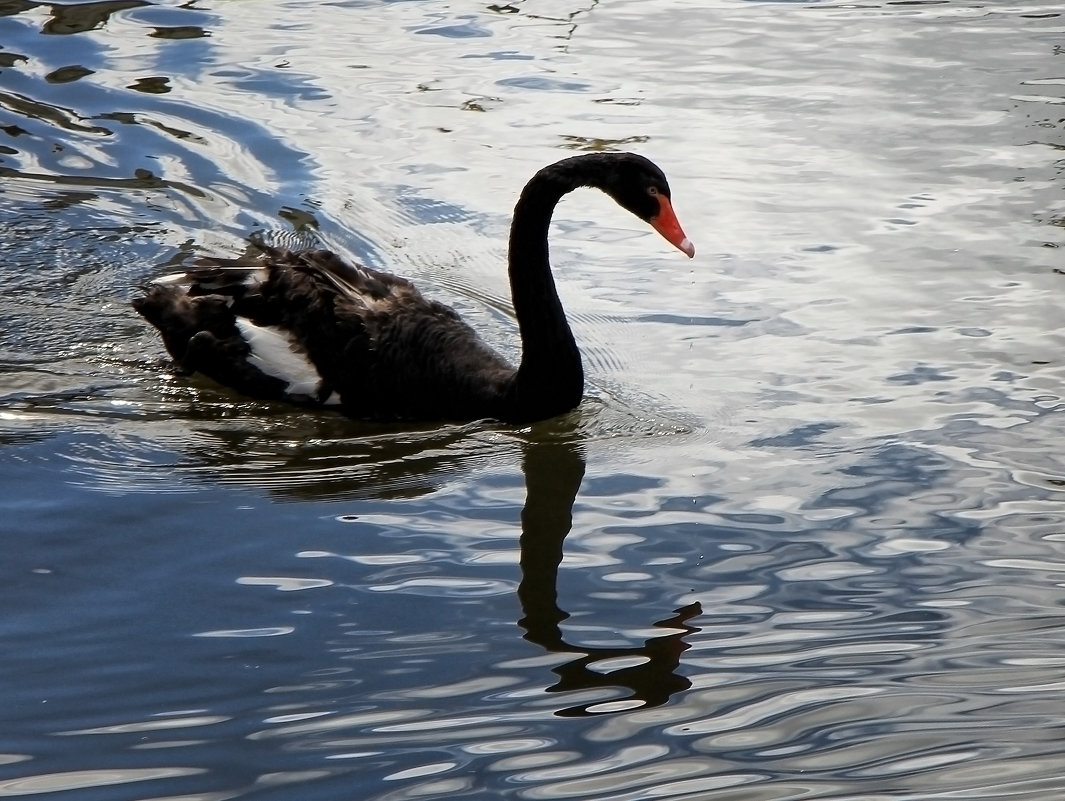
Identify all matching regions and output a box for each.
[5,0,1065,798]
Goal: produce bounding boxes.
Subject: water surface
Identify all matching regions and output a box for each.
[4,0,1065,798]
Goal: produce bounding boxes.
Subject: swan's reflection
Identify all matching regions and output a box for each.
[517,435,700,716]
[70,391,701,716]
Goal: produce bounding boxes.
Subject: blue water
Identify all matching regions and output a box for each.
[4,0,1065,798]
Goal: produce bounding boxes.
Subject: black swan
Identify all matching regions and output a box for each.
[133,152,694,424]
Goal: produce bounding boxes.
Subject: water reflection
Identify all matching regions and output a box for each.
[56,406,505,500]
[0,0,341,246]
[517,436,700,716]
[6,0,1065,797]
[61,399,704,715]
[40,1,150,37]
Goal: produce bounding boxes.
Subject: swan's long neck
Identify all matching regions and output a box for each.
[506,164,586,422]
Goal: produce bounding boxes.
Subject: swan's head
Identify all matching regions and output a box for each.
[602,153,695,259]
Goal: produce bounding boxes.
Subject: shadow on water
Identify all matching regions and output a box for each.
[198,408,703,716]
[517,435,700,716]
[39,378,702,714]
[236,416,703,715]
[51,407,506,501]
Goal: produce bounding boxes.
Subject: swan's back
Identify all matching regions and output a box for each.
[133,246,515,420]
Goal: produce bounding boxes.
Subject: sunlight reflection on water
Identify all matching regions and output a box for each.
[4,0,1065,799]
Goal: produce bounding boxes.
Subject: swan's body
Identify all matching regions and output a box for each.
[134,153,694,424]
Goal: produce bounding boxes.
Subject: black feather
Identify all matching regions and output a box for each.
[134,153,691,423]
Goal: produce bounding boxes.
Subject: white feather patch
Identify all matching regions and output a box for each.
[152,271,194,287]
[234,318,322,397]
[152,267,267,291]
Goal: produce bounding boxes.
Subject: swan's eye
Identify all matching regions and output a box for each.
[647,186,659,197]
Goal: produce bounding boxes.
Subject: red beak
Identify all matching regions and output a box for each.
[650,194,695,258]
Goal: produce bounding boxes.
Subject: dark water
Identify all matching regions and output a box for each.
[5,0,1065,798]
